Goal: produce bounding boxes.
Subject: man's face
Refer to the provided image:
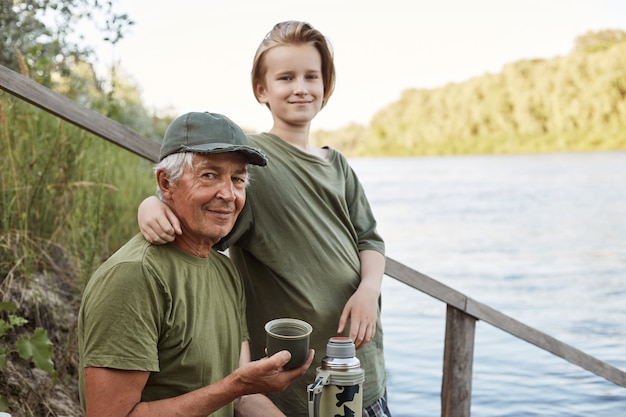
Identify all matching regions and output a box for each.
[160,152,248,252]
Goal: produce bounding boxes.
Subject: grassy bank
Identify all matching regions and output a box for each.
[0,94,156,414]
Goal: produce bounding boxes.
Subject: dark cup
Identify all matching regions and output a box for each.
[265,318,313,369]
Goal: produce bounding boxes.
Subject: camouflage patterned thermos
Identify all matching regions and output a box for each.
[307,337,364,417]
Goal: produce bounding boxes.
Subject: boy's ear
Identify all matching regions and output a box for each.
[255,83,268,104]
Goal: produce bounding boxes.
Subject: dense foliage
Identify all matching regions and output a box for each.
[314,30,626,156]
[0,0,132,88]
[0,2,161,414]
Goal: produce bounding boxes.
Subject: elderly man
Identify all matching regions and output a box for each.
[78,112,313,417]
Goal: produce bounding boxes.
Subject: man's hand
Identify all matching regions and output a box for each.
[233,349,315,396]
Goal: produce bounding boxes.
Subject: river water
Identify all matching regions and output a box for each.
[349,150,626,416]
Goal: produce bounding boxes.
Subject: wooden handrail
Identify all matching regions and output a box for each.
[2,64,624,415]
[0,65,160,162]
[384,257,626,388]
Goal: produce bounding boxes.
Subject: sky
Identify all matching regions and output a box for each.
[92,0,626,132]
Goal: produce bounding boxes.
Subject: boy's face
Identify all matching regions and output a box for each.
[255,44,324,127]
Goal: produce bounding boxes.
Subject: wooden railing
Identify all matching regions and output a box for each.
[384,258,626,416]
[0,65,160,163]
[2,64,625,417]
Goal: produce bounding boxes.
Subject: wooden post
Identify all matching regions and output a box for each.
[441,305,476,417]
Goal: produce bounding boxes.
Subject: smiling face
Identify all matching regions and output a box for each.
[255,44,325,129]
[157,152,248,256]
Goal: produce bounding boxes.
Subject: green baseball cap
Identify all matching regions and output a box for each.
[159,111,267,166]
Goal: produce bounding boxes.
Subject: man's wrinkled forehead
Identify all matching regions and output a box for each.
[189,152,249,174]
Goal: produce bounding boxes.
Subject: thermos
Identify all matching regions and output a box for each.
[307,337,365,417]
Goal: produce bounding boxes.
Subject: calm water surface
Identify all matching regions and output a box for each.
[350,151,626,416]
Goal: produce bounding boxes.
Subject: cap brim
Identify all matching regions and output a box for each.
[181,143,267,166]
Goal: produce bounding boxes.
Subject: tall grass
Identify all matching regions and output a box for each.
[0,82,158,414]
[0,93,156,286]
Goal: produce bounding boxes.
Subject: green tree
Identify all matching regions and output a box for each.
[348,30,626,156]
[0,0,133,87]
[574,29,626,53]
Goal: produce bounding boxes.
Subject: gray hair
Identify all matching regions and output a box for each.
[154,152,252,200]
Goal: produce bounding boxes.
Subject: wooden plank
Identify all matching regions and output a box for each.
[466,298,626,388]
[384,256,626,388]
[0,64,160,162]
[441,306,476,417]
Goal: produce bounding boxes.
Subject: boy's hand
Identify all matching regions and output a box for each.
[337,286,379,349]
[138,196,181,244]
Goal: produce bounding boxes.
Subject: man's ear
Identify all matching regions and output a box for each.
[156,169,172,199]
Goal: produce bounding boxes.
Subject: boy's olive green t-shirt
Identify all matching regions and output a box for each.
[78,233,247,416]
[220,133,387,416]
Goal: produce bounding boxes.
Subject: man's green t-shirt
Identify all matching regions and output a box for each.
[78,233,247,416]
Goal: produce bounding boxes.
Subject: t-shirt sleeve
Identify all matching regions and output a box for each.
[80,262,164,371]
[342,156,386,255]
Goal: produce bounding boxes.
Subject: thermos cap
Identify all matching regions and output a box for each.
[320,337,363,374]
[326,337,356,358]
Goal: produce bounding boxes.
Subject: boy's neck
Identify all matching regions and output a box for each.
[270,125,309,148]
[270,125,328,159]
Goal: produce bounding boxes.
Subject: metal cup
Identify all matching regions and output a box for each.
[265,318,312,368]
